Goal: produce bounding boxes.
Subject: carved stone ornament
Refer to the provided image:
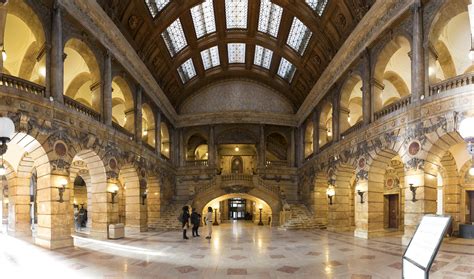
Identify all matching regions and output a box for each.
[408,141,421,157]
[54,141,68,157]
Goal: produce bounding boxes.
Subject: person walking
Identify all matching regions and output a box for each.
[205,207,213,239]
[181,206,191,240]
[190,208,201,237]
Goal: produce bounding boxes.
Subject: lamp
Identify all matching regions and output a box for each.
[57,179,67,203]
[355,184,365,204]
[141,189,148,205]
[258,206,264,226]
[234,146,239,152]
[1,47,6,62]
[326,185,335,205]
[0,116,15,156]
[109,184,119,204]
[409,183,418,202]
[213,207,219,226]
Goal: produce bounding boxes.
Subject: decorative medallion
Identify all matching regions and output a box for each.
[386,178,393,190]
[54,141,67,157]
[408,141,420,156]
[358,157,366,169]
[109,158,117,170]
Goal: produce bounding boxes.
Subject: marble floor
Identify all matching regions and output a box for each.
[1,222,474,278]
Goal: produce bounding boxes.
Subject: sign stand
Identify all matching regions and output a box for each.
[402,215,452,279]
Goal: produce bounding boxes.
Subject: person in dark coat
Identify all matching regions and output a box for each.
[181,206,191,240]
[190,208,201,237]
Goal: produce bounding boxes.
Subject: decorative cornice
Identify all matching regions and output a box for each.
[176,112,298,128]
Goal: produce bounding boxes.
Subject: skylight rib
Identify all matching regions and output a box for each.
[191,0,216,39]
[145,0,170,17]
[225,0,248,29]
[277,58,296,82]
[286,17,312,55]
[161,19,187,57]
[305,0,329,16]
[228,43,246,64]
[201,46,220,70]
[177,58,196,83]
[254,45,273,69]
[257,0,283,37]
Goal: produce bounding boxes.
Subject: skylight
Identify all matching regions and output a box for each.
[161,19,187,57]
[258,0,283,37]
[305,0,329,16]
[201,46,220,70]
[191,0,216,39]
[286,17,312,55]
[254,45,273,69]
[277,58,296,82]
[177,58,196,83]
[228,43,246,64]
[145,0,170,17]
[225,0,248,29]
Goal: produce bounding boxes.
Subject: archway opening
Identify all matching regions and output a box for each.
[218,144,256,175]
[111,76,134,134]
[339,75,363,134]
[266,132,288,164]
[186,133,208,161]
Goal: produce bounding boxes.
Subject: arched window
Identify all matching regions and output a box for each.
[142,104,156,148]
[231,156,243,174]
[111,76,134,134]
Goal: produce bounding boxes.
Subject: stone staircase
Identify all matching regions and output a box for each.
[280,204,326,230]
[149,203,186,231]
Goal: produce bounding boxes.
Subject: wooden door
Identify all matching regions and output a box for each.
[469,191,474,223]
[388,194,399,229]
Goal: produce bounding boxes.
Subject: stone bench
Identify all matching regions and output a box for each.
[108,223,125,239]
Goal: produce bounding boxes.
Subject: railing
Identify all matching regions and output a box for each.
[429,72,474,97]
[374,95,411,120]
[112,122,134,138]
[185,160,209,167]
[221,174,253,182]
[255,176,280,196]
[265,160,288,167]
[0,73,46,97]
[340,121,363,138]
[63,96,101,121]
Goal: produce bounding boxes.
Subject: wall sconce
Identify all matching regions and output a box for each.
[57,179,67,203]
[326,185,335,205]
[355,185,365,204]
[258,206,264,226]
[0,116,15,156]
[409,183,418,202]
[141,190,148,205]
[109,184,119,204]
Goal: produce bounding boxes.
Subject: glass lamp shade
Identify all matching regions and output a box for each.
[469,167,474,176]
[0,117,15,142]
[0,165,6,176]
[326,185,335,197]
[109,183,119,193]
[459,117,474,141]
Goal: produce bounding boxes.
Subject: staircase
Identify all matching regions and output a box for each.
[149,203,186,231]
[280,204,326,230]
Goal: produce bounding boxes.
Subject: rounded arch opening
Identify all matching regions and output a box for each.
[111,76,134,133]
[141,103,156,148]
[339,74,363,133]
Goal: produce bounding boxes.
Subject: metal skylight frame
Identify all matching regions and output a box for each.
[228,43,246,64]
[277,58,296,82]
[201,46,220,70]
[161,19,188,57]
[191,0,216,39]
[254,45,273,69]
[305,0,329,16]
[177,58,196,83]
[286,17,312,55]
[257,0,283,37]
[145,0,171,17]
[225,0,248,29]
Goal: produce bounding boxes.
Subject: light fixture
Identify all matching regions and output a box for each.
[141,189,148,205]
[469,166,474,176]
[235,146,239,152]
[347,116,351,122]
[258,207,264,226]
[409,183,418,202]
[39,66,46,77]
[1,47,6,62]
[355,184,365,204]
[143,130,148,136]
[326,184,335,205]
[109,183,119,204]
[469,49,474,62]
[57,179,67,203]
[165,148,169,152]
[213,207,219,226]
[0,116,15,156]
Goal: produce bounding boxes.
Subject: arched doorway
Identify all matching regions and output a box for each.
[231,156,243,174]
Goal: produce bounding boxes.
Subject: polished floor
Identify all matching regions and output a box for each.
[1,222,474,278]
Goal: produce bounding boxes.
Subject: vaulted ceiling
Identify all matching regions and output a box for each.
[98,0,373,111]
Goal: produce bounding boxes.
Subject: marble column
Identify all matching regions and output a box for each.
[50,0,64,103]
[362,50,372,125]
[312,110,319,155]
[411,0,425,101]
[258,125,266,168]
[208,125,216,166]
[102,51,112,126]
[134,87,142,144]
[179,128,185,167]
[339,106,351,135]
[155,110,161,155]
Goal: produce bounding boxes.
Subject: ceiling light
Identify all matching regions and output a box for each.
[235,146,239,152]
[469,166,474,176]
[0,162,6,176]
[165,148,169,152]
[39,66,46,77]
[469,50,474,62]
[2,48,6,62]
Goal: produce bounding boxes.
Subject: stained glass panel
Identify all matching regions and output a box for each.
[286,17,312,55]
[225,0,248,29]
[191,0,216,39]
[254,45,273,69]
[277,58,296,82]
[177,58,196,83]
[228,43,246,64]
[258,0,283,37]
[305,0,329,16]
[201,46,220,70]
[161,19,187,57]
[145,0,170,17]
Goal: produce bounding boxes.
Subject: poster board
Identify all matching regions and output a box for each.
[402,215,452,279]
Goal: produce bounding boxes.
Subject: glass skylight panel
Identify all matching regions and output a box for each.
[177,58,196,83]
[225,0,248,29]
[201,46,220,70]
[258,0,283,37]
[286,17,312,55]
[145,0,170,17]
[228,43,246,64]
[254,45,273,69]
[191,0,216,39]
[305,0,329,16]
[161,19,188,57]
[277,58,296,82]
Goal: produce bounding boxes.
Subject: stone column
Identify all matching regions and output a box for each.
[7,176,31,237]
[50,0,64,103]
[313,174,328,225]
[332,93,340,142]
[296,126,304,167]
[146,176,160,230]
[289,127,295,167]
[354,178,370,238]
[370,78,385,117]
[339,107,351,136]
[208,125,216,166]
[155,110,161,156]
[312,110,319,154]
[411,0,425,101]
[102,51,112,126]
[123,172,147,233]
[134,87,142,143]
[179,128,185,167]
[362,50,372,125]
[258,125,266,168]
[328,173,351,232]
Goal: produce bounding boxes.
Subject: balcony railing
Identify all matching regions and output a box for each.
[0,73,46,97]
[221,174,253,182]
[265,160,288,167]
[63,96,101,121]
[340,121,363,138]
[185,160,209,167]
[374,95,411,120]
[429,72,474,97]
[112,122,134,138]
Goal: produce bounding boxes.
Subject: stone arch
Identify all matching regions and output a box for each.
[459,159,474,227]
[304,120,313,158]
[112,76,135,133]
[186,133,208,161]
[438,150,461,231]
[141,103,156,148]
[63,38,101,112]
[119,164,147,233]
[328,163,356,232]
[339,73,363,133]
[160,122,171,158]
[319,101,333,147]
[69,160,92,232]
[266,132,288,162]
[3,0,46,84]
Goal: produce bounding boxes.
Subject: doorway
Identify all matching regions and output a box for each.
[468,191,474,223]
[229,198,246,220]
[385,194,399,229]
